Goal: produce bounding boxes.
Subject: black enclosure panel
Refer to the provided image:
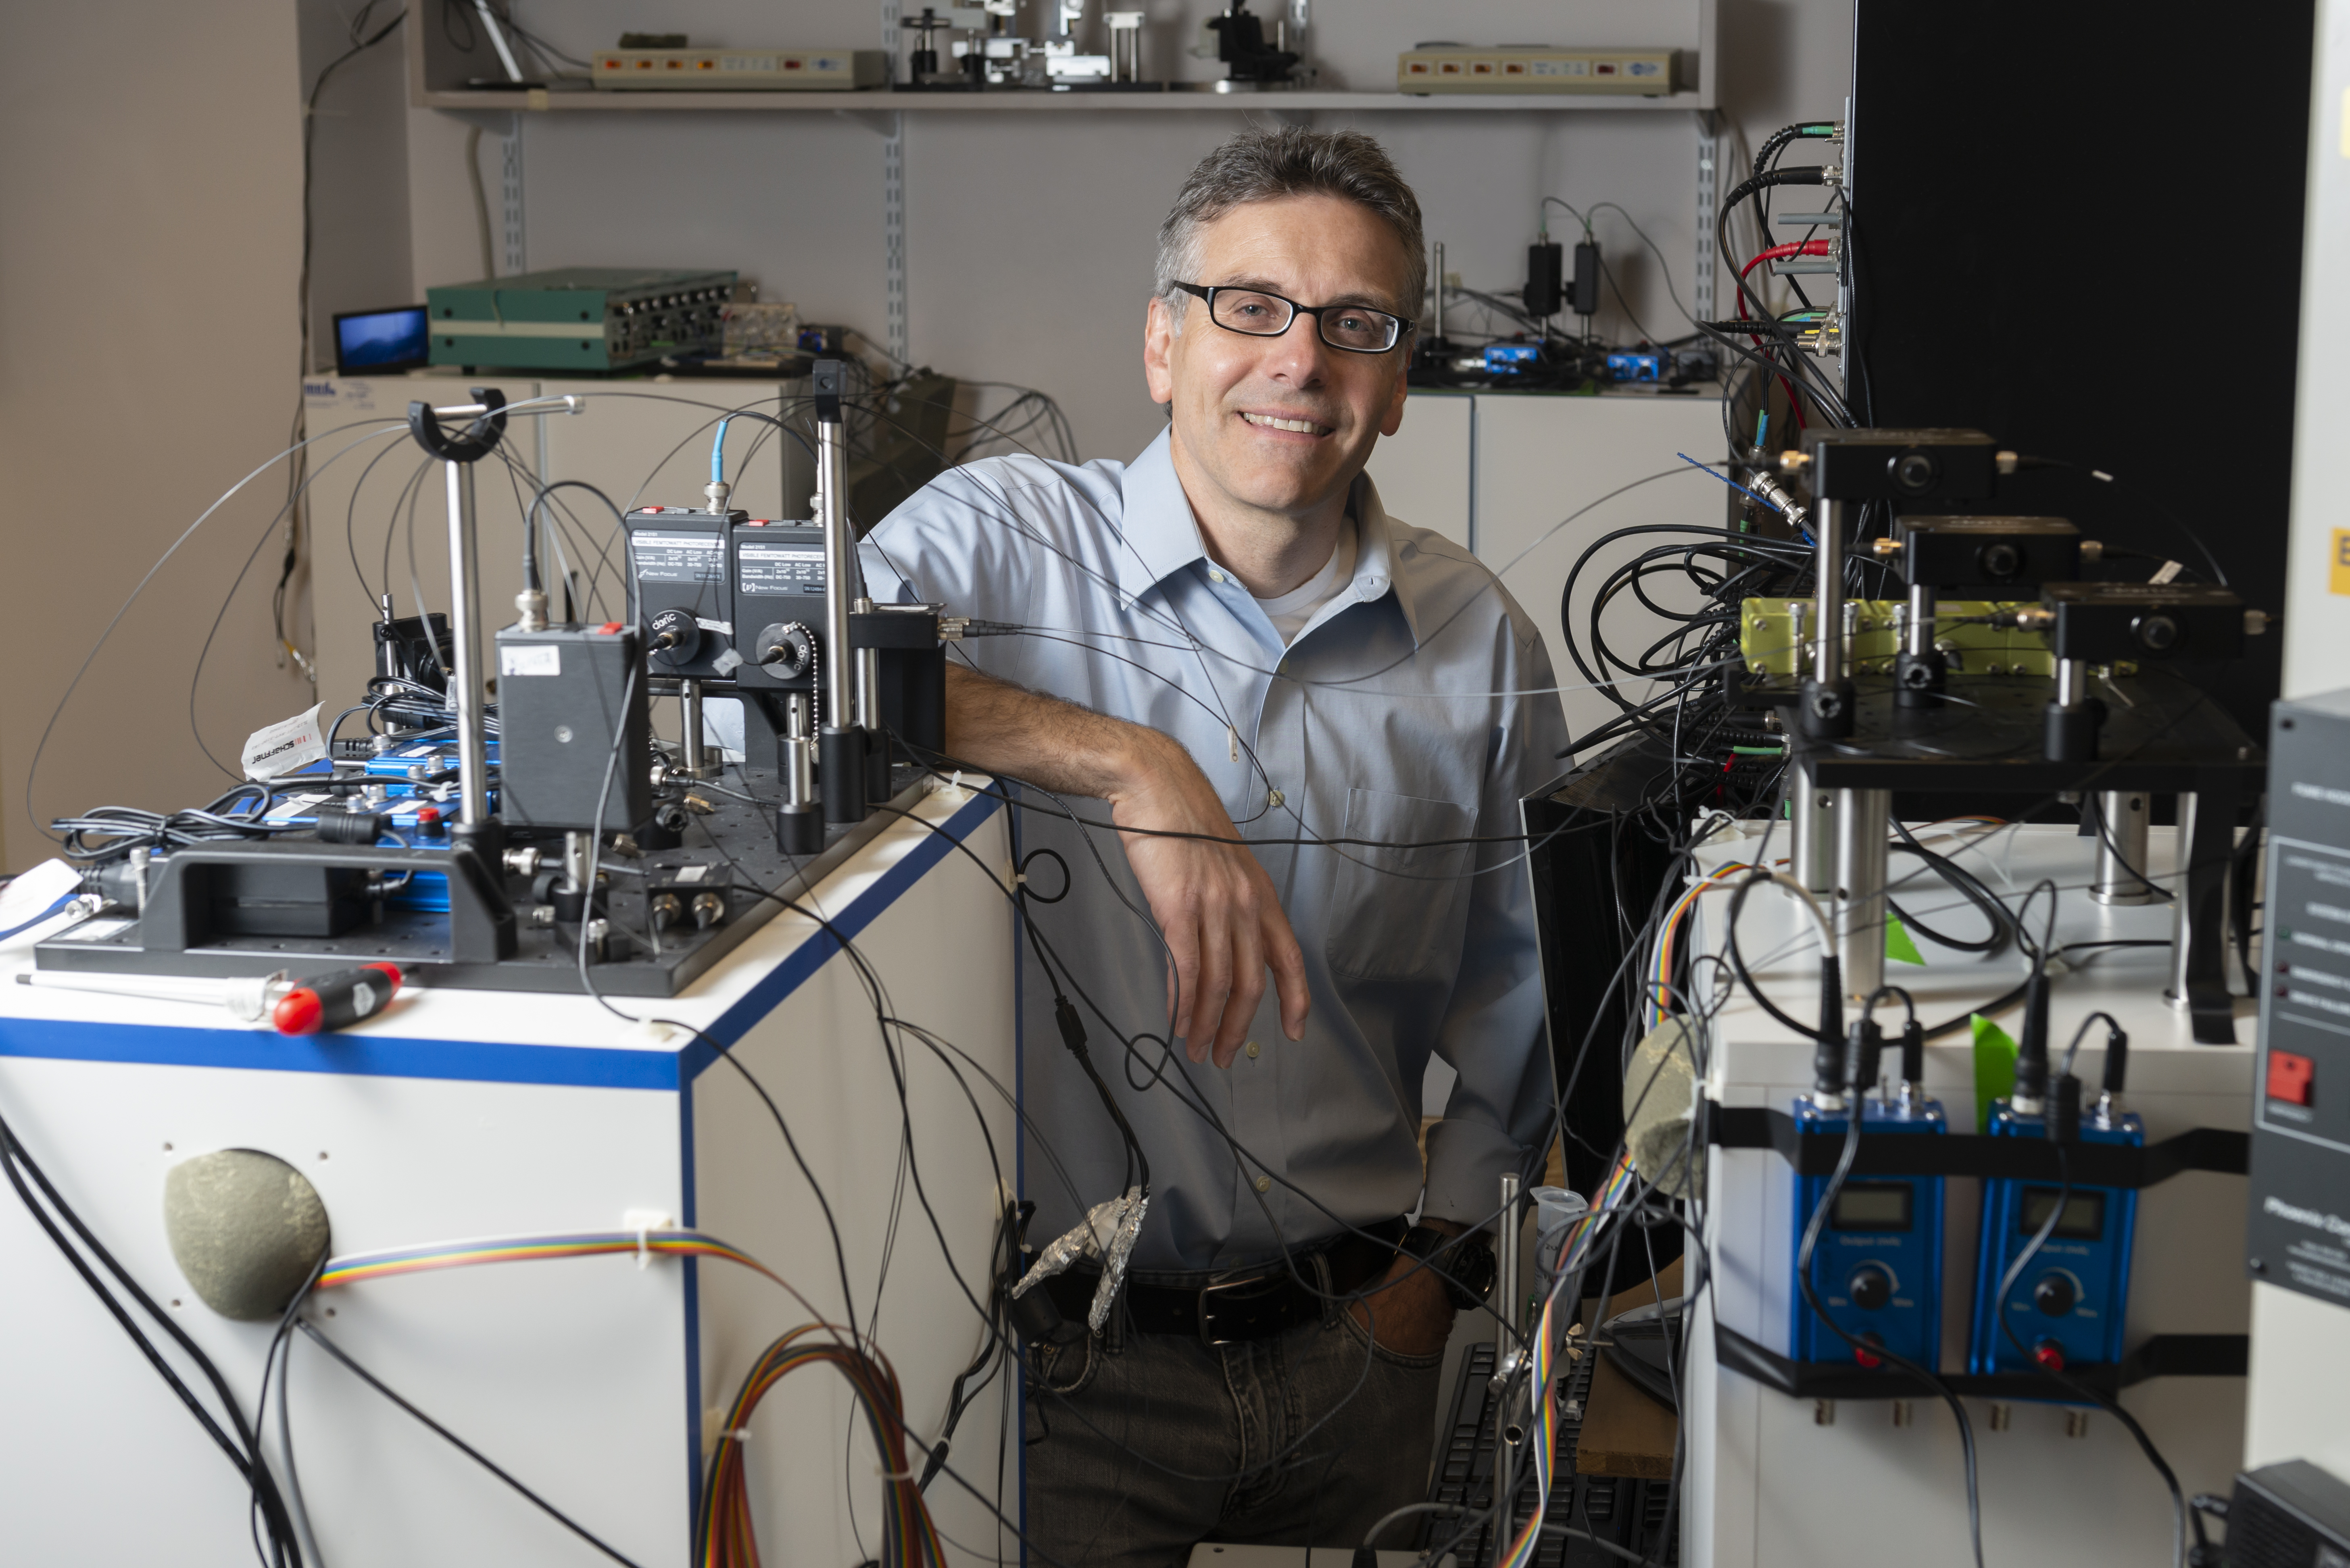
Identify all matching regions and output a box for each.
[1846,0,2316,738]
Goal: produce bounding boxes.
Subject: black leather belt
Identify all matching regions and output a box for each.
[1045,1218,1407,1347]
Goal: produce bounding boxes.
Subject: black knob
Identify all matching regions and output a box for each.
[1979,542,2021,580]
[1847,1267,1892,1311]
[2133,613,2181,652]
[1890,451,1940,493]
[2033,1274,2076,1316]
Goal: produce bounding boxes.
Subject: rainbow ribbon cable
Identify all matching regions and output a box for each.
[1646,860,1764,1031]
[317,1228,789,1293]
[1497,1152,1638,1568]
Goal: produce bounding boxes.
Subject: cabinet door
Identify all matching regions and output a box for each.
[1363,389,1472,552]
[1472,392,1729,754]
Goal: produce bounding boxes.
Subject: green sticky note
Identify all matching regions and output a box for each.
[1970,1014,2019,1133]
[1885,916,1925,967]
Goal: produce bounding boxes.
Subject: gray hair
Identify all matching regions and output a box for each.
[1154,126,1426,329]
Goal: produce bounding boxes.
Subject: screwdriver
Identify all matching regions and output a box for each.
[17,961,404,1035]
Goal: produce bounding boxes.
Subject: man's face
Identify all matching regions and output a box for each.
[1144,193,1413,523]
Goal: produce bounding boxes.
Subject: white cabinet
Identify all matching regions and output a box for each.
[1364,388,1473,551]
[1472,391,1728,753]
[1364,388,1733,754]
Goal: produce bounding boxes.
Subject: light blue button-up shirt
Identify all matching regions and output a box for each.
[861,429,1568,1275]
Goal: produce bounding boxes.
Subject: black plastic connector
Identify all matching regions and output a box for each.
[1845,1018,1885,1097]
[1524,241,1564,319]
[1817,955,1844,1077]
[2103,1027,2130,1096]
[1898,1020,1925,1085]
[1570,241,1601,318]
[2052,1074,2083,1145]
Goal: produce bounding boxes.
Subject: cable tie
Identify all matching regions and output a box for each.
[722,1427,755,1443]
[876,1464,913,1480]
[636,1226,652,1270]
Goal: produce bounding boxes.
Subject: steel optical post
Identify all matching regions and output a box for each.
[813,360,868,823]
[1835,788,1890,1001]
[443,460,491,828]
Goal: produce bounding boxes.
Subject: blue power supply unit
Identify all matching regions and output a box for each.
[1967,1102,2143,1377]
[1606,349,1667,382]
[1789,1092,1947,1365]
[1483,343,1542,373]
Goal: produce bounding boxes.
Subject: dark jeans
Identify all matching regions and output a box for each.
[1023,1310,1444,1568]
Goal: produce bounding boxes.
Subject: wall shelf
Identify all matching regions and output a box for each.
[407,0,1718,116]
[415,87,1715,114]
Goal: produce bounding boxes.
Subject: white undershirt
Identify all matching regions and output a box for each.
[1249,518,1359,644]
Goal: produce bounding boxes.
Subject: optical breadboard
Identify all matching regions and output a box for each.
[591,48,886,89]
[425,269,739,373]
[1397,47,1678,95]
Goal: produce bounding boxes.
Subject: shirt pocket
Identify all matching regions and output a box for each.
[1323,787,1479,983]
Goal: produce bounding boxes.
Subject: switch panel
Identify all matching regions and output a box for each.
[2250,689,2350,1305]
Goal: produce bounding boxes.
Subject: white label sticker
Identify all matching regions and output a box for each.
[695,617,734,633]
[242,704,327,780]
[500,645,562,677]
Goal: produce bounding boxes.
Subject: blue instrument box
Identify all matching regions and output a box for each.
[1967,1101,2143,1377]
[1790,1091,1947,1365]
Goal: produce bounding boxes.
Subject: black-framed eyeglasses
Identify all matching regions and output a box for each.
[1171,282,1410,355]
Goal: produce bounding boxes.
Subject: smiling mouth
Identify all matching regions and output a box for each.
[1240,411,1333,437]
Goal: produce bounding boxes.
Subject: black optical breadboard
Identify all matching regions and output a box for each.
[1421,1341,1677,1566]
[2251,689,2350,1306]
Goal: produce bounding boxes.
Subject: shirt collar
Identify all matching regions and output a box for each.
[1113,427,1425,646]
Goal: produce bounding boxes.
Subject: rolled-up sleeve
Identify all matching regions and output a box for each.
[1420,612,1570,1229]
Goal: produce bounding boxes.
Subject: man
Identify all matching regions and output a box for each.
[860,127,1567,1567]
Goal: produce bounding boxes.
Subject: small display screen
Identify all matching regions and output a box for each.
[2018,1187,2106,1240]
[334,306,430,375]
[1829,1183,1912,1231]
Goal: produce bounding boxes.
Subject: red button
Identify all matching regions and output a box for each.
[2033,1341,2065,1372]
[2269,1049,2316,1106]
[599,621,625,635]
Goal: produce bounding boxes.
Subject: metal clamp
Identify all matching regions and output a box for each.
[406,387,508,464]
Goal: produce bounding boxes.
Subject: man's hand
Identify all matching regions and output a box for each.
[1347,1220,1464,1357]
[1109,727,1307,1065]
[941,665,1309,1065]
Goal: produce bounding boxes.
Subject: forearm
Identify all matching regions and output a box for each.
[944,662,1178,804]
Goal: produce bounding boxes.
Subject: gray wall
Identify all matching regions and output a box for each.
[0,1,312,872]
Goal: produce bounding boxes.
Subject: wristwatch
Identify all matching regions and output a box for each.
[1400,1224,1496,1312]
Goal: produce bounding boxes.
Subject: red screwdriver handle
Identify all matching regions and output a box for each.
[273,962,404,1036]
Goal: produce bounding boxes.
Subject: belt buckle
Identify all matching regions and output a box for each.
[1196,1271,1278,1349]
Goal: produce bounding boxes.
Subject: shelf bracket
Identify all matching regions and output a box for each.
[500,112,527,276]
[1693,108,1718,324]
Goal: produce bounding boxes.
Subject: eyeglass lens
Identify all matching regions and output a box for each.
[1208,289,1398,352]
